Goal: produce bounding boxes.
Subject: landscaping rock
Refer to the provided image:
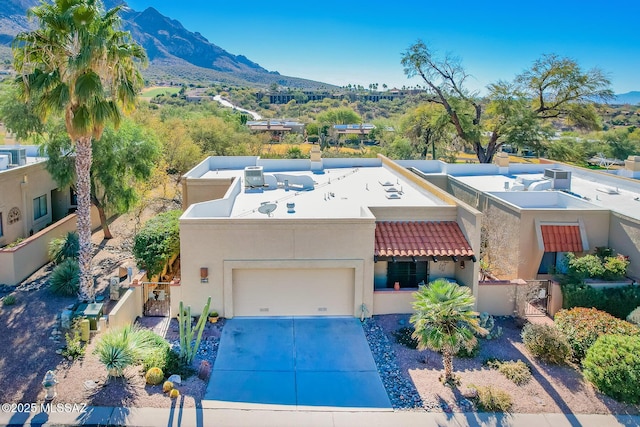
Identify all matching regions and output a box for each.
[361,318,423,409]
[461,387,478,399]
[167,374,181,385]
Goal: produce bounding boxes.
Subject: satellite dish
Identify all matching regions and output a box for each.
[258,203,277,217]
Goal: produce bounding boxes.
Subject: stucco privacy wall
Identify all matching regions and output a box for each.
[0,209,101,286]
[108,287,143,330]
[177,217,376,317]
[609,212,640,279]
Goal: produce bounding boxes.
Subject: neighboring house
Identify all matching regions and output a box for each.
[246,120,305,142]
[0,145,98,286]
[0,146,75,246]
[405,153,640,282]
[176,148,481,318]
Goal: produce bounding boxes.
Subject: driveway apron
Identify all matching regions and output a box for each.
[204,317,392,410]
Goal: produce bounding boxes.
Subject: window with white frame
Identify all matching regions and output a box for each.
[33,194,48,220]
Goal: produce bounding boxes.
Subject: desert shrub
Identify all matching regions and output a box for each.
[133,210,181,278]
[169,389,180,399]
[48,231,79,264]
[392,327,418,349]
[49,259,80,296]
[561,284,640,319]
[145,367,164,385]
[163,381,174,393]
[582,334,640,404]
[471,385,513,412]
[627,306,640,325]
[555,307,640,361]
[486,359,532,385]
[564,251,629,282]
[456,340,480,358]
[94,325,164,377]
[521,323,570,364]
[2,294,16,306]
[61,329,85,360]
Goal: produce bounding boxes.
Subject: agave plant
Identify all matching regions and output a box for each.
[49,259,80,296]
[94,325,164,377]
[48,232,79,265]
[94,327,136,377]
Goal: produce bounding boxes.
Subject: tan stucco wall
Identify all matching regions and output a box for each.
[181,177,235,210]
[477,283,517,316]
[0,162,61,247]
[108,287,143,330]
[0,214,77,286]
[609,213,640,279]
[373,290,416,314]
[517,209,610,280]
[178,218,376,317]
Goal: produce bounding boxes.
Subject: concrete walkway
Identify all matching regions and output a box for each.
[1,406,638,426]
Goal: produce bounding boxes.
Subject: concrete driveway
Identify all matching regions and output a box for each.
[204,317,392,410]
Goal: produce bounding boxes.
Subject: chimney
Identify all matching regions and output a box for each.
[310,144,324,173]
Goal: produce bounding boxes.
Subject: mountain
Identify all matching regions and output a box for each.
[612,91,640,106]
[0,0,333,89]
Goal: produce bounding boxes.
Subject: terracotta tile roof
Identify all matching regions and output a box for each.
[540,225,583,252]
[375,221,474,258]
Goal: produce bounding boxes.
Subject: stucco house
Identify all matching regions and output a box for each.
[174,148,481,318]
[171,150,640,320]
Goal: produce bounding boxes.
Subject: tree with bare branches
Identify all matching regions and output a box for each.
[401,41,613,163]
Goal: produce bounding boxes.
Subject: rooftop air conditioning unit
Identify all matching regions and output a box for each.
[0,148,27,166]
[244,166,265,188]
[543,168,571,190]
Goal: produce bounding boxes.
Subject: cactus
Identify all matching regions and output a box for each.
[169,388,180,399]
[145,367,164,385]
[478,312,503,340]
[198,360,211,380]
[163,381,174,393]
[178,297,211,365]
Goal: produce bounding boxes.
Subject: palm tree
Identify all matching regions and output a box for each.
[410,279,486,385]
[13,0,146,302]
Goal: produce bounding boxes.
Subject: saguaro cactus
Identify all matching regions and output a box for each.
[178,297,211,364]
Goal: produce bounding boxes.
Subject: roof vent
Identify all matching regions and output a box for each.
[244,166,264,188]
[386,193,401,199]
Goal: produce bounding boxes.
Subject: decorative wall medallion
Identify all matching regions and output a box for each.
[8,207,21,224]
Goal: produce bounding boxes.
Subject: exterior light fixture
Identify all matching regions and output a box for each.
[392,256,397,263]
[200,268,209,283]
[412,256,417,264]
[471,255,477,262]
[460,260,465,269]
[452,256,458,262]
[373,255,378,263]
[431,256,438,263]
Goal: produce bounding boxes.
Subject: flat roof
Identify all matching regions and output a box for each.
[454,172,640,218]
[185,162,449,219]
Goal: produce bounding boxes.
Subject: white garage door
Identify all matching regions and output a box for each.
[232,268,355,317]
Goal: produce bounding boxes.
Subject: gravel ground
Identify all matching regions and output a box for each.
[371,314,640,414]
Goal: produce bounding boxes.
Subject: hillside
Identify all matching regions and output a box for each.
[0,0,335,90]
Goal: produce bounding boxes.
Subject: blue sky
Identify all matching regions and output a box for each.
[125,0,640,94]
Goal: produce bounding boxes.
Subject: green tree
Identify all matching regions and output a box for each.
[316,107,361,125]
[401,41,613,163]
[0,81,44,140]
[401,104,450,159]
[44,120,160,239]
[410,279,486,385]
[13,0,146,302]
